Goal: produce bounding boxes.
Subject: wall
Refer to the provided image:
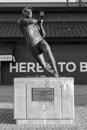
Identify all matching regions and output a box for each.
[1,42,87,85]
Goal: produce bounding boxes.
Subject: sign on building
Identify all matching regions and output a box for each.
[0,55,12,61]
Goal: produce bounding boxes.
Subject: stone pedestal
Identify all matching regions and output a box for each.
[14,77,74,125]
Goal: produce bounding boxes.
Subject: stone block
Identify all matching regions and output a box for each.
[14,83,26,119]
[14,77,74,125]
[61,80,74,119]
[27,78,61,119]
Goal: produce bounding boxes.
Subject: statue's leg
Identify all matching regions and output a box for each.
[34,53,54,75]
[39,40,59,77]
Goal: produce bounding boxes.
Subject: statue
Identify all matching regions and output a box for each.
[18,7,59,77]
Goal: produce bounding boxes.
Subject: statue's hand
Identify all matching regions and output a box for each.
[38,19,43,25]
[41,19,43,23]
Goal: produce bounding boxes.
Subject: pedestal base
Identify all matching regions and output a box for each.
[17,119,73,125]
[14,77,74,125]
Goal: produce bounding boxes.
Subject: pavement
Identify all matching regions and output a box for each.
[0,85,13,109]
[0,107,86,130]
[0,85,87,129]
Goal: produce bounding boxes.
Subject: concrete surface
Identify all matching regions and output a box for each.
[0,85,86,129]
[14,77,74,125]
[0,107,86,129]
[0,85,87,108]
[0,85,86,109]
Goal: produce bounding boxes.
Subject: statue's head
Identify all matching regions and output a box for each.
[22,7,32,18]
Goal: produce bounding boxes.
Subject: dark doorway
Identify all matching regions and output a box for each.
[1,62,12,85]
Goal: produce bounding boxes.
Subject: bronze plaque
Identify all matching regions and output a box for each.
[32,88,54,101]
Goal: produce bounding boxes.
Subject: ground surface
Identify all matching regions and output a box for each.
[0,107,86,129]
[0,85,87,129]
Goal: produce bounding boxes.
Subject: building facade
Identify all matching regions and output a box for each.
[0,2,87,85]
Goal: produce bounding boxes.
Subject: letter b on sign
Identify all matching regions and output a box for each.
[80,62,87,72]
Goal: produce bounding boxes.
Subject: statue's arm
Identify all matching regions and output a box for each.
[39,20,46,38]
[18,18,37,26]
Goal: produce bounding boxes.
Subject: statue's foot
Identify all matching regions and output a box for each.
[53,71,59,77]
